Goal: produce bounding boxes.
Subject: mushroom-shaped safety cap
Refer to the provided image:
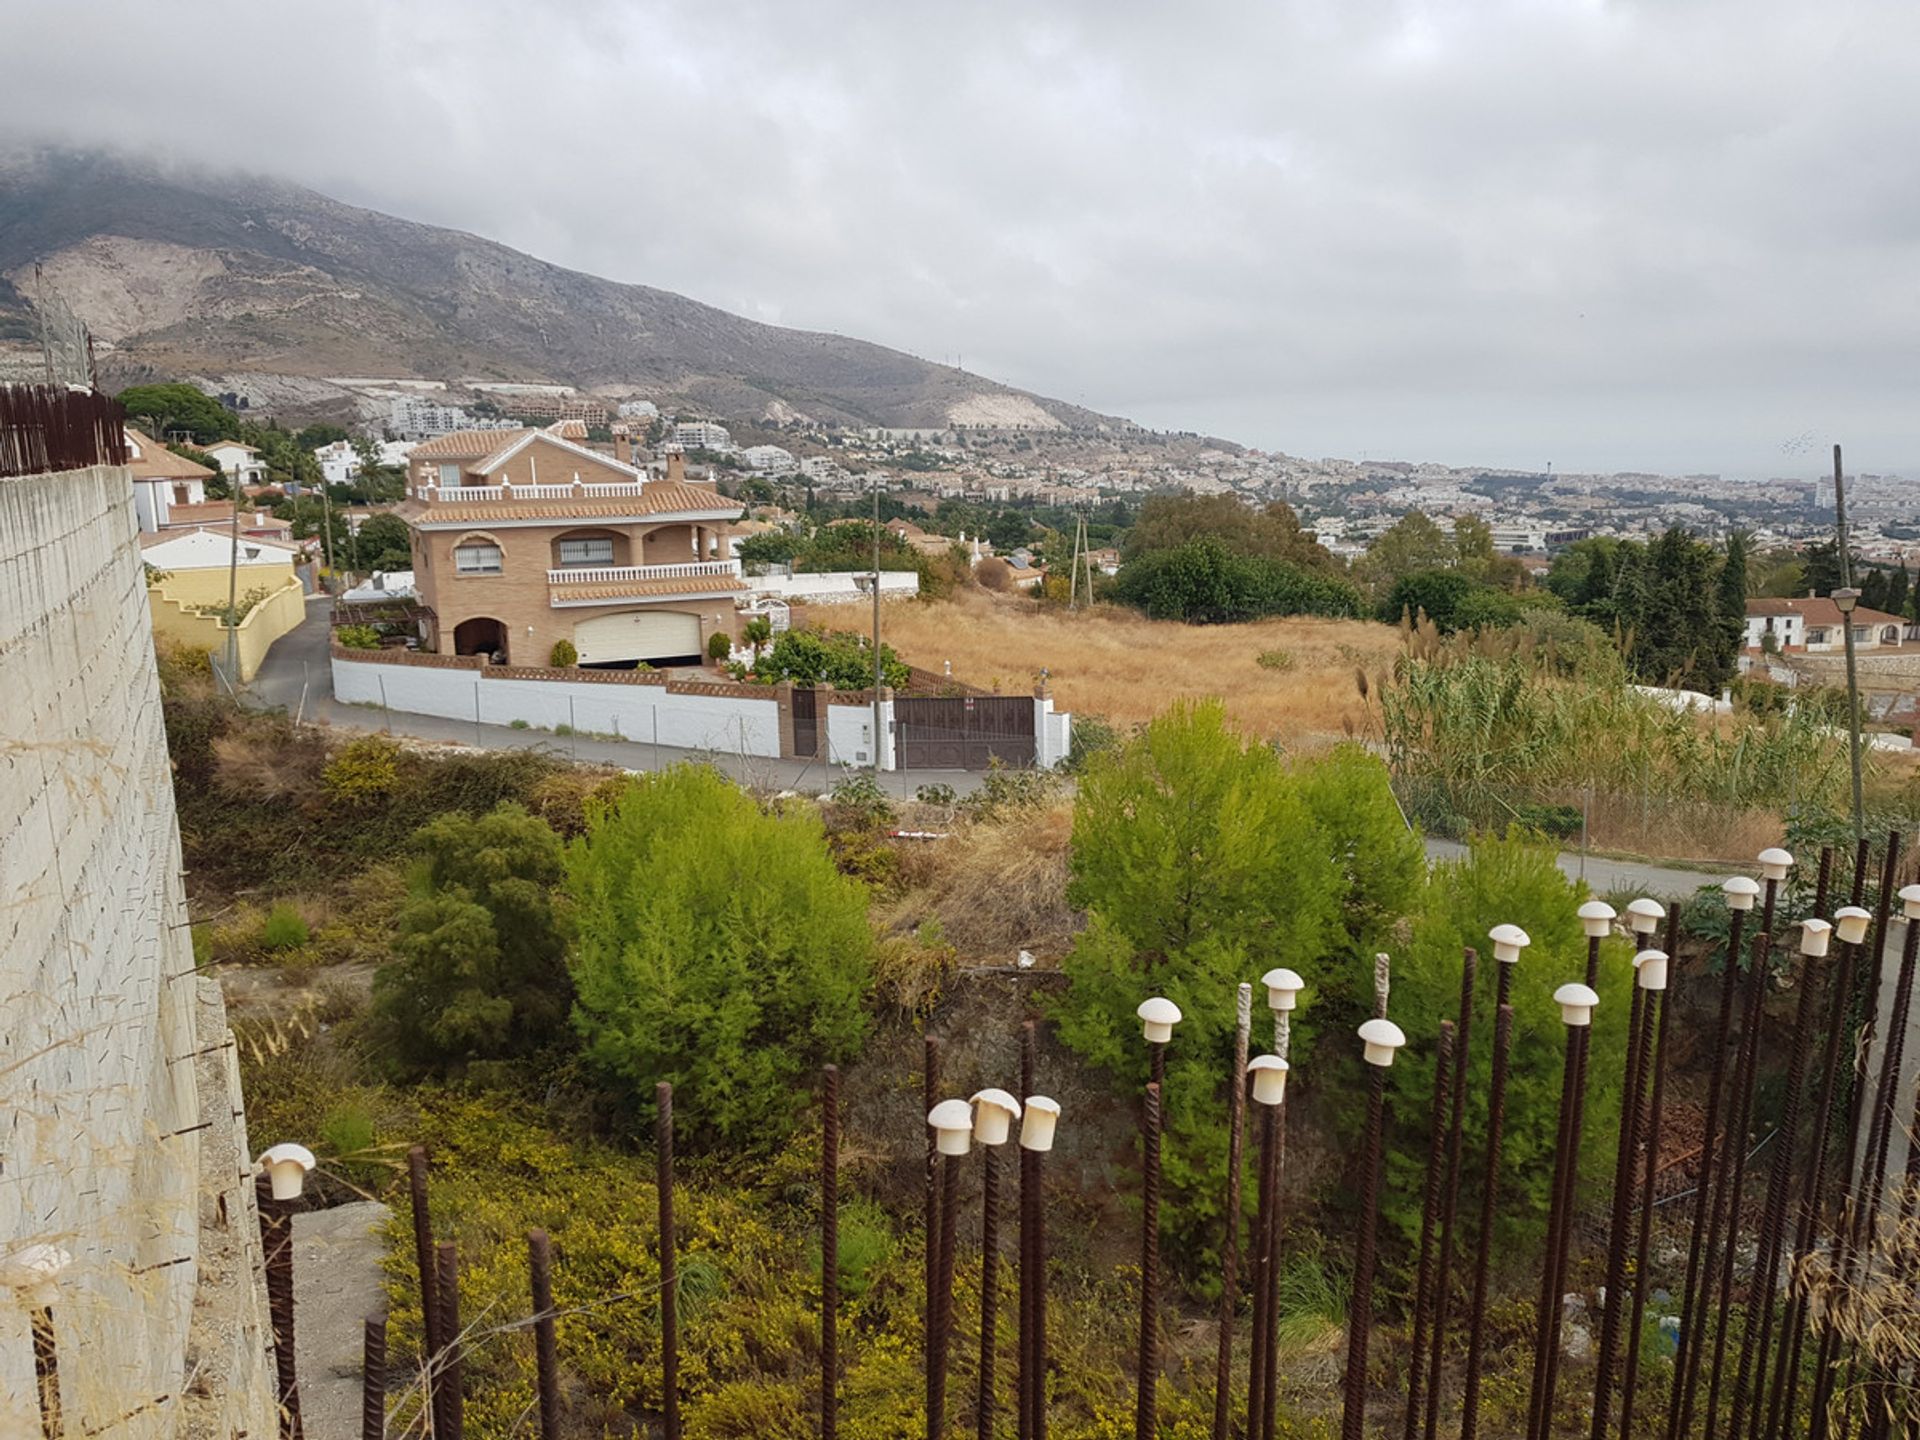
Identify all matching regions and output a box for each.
[1137,996,1183,1044]
[0,1243,72,1305]
[258,1142,317,1201]
[1758,847,1794,883]
[1834,906,1873,945]
[1019,1096,1060,1152]
[1797,917,1834,959]
[1247,1053,1290,1106]
[1632,949,1670,991]
[970,1088,1023,1146]
[1489,924,1531,965]
[1625,897,1665,937]
[1260,968,1306,1012]
[928,1098,975,1156]
[1358,1017,1407,1068]
[1901,885,1920,922]
[1577,900,1617,939]
[1722,875,1762,912]
[1554,982,1601,1027]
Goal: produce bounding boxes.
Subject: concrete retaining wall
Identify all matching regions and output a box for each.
[0,464,273,1439]
[149,571,307,682]
[334,650,785,757]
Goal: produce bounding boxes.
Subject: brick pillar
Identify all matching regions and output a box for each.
[775,680,796,758]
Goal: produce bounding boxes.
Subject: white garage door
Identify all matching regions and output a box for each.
[574,610,703,665]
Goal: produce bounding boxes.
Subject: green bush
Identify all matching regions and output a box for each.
[549,639,578,667]
[260,902,310,951]
[707,631,733,662]
[335,624,381,650]
[1110,536,1362,624]
[323,735,402,803]
[1063,712,1119,774]
[567,765,873,1149]
[1256,649,1295,671]
[754,629,908,689]
[372,803,575,1076]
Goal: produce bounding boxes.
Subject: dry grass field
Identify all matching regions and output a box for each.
[832,589,1402,744]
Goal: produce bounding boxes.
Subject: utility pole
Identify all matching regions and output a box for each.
[872,471,884,774]
[225,482,242,687]
[1834,444,1866,843]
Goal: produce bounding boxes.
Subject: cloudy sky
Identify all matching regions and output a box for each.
[6,0,1917,476]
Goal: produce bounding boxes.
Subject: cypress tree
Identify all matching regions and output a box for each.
[1714,530,1750,687]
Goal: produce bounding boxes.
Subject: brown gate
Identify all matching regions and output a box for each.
[894,694,1035,770]
[791,685,820,758]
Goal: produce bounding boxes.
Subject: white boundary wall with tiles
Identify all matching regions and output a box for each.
[333,654,784,757]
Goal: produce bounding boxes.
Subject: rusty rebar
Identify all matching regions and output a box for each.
[528,1230,560,1440]
[1031,1138,1050,1440]
[1258,1005,1293,1440]
[823,1065,841,1440]
[259,1174,304,1440]
[979,1141,1001,1440]
[435,1241,463,1440]
[657,1082,681,1440]
[1459,987,1516,1440]
[1620,958,1676,1438]
[407,1146,443,1437]
[1137,1079,1163,1440]
[32,1306,59,1440]
[361,1314,386,1440]
[1527,1011,1591,1440]
[1590,964,1652,1440]
[925,1033,943,1411]
[1668,899,1749,1440]
[1423,947,1479,1440]
[1246,1100,1278,1440]
[930,1148,961,1440]
[1405,1021,1458,1440]
[1701,930,1776,1435]
[1733,919,1826,1440]
[1214,985,1253,1440]
[1021,1021,1038,1440]
[1343,1059,1390,1440]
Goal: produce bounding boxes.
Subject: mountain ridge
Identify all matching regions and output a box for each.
[0,149,1129,432]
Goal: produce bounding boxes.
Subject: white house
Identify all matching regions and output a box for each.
[202,441,269,487]
[741,444,798,474]
[315,439,360,486]
[139,527,300,574]
[1745,597,1907,654]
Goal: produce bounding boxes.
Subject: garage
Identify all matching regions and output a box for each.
[574,609,705,668]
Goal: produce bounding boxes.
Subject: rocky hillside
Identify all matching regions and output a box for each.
[0,149,1125,431]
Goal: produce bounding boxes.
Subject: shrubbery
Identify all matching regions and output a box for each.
[549,638,578,667]
[753,628,909,689]
[336,624,381,650]
[1110,536,1362,624]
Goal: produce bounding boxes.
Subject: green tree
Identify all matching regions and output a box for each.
[1355,511,1455,597]
[1111,536,1360,624]
[1715,530,1751,682]
[1860,567,1889,613]
[351,513,414,573]
[1380,569,1475,629]
[1888,564,1912,620]
[1052,702,1343,1261]
[1121,493,1337,575]
[754,628,908,688]
[115,382,237,443]
[1453,515,1497,583]
[372,804,574,1076]
[567,766,872,1148]
[1801,539,1850,599]
[1636,527,1724,690]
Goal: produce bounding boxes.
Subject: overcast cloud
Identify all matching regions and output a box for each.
[5,0,1917,476]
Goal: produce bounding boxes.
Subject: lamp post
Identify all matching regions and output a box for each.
[1833,586,1866,843]
[971,1089,1023,1440]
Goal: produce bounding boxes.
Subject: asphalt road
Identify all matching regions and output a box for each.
[251,602,1726,894]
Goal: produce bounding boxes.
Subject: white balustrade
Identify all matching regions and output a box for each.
[547,561,742,584]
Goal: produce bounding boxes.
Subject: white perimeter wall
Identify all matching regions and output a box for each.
[334,655,784,757]
[0,464,273,1439]
[745,570,920,605]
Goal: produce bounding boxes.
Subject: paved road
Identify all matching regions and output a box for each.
[1422,836,1722,900]
[249,600,980,797]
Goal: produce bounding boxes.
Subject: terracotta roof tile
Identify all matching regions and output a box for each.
[409,428,534,460]
[400,482,743,525]
[550,576,748,601]
[125,429,217,481]
[1747,597,1907,627]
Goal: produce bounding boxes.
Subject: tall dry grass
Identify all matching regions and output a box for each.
[840,590,1400,743]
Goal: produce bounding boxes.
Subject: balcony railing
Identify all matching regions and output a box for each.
[411,480,650,502]
[548,561,742,584]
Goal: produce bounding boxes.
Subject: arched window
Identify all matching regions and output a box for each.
[452,532,505,575]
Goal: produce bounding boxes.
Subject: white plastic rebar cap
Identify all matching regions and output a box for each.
[1797,917,1835,958]
[1019,1095,1061,1152]
[1901,885,1920,922]
[1247,1053,1291,1107]
[1554,982,1601,1026]
[1489,923,1532,965]
[0,1243,72,1305]
[1137,996,1183,1044]
[1358,1017,1408,1068]
[1625,897,1665,936]
[1833,906,1873,945]
[928,1098,975,1156]
[1722,876,1762,912]
[1577,900,1617,938]
[970,1088,1023,1146]
[1758,847,1794,882]
[1260,967,1306,1012]
[1632,949,1671,991]
[258,1142,317,1201]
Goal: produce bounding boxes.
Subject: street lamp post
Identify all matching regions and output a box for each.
[1833,586,1866,843]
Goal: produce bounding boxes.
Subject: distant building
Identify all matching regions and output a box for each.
[388,397,521,440]
[1745,597,1907,654]
[618,399,660,420]
[202,440,269,487]
[741,444,797,474]
[668,420,734,452]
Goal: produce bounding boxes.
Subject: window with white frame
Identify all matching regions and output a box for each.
[438,463,461,486]
[454,542,503,575]
[556,537,615,566]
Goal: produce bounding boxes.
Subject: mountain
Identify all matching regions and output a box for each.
[0,149,1124,431]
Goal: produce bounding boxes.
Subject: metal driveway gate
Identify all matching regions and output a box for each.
[894,694,1035,770]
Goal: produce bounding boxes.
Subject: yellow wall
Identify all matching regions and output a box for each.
[148,565,305,682]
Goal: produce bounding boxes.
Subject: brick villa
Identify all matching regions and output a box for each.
[399,424,745,667]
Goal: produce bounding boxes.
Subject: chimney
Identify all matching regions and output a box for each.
[666,450,686,485]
